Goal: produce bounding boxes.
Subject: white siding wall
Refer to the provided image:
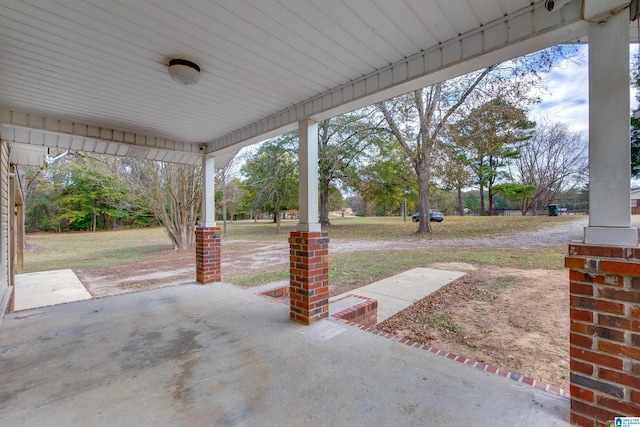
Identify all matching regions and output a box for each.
[0,140,11,319]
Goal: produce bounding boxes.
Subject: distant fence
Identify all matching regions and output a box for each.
[495,210,523,216]
[494,209,588,216]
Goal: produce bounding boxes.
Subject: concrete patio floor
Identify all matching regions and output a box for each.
[13,269,91,311]
[0,282,570,426]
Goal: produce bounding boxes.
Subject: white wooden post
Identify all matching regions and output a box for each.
[297,119,320,232]
[584,11,637,246]
[200,154,216,228]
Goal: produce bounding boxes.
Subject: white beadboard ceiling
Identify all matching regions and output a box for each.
[0,0,630,165]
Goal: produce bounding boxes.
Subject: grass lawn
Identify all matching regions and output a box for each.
[24,228,173,272]
[221,214,579,240]
[223,215,579,287]
[228,246,569,289]
[24,215,582,285]
[327,246,567,291]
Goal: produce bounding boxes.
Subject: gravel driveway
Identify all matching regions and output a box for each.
[332,216,588,253]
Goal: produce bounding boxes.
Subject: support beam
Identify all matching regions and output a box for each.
[0,110,202,166]
[584,10,638,247]
[16,202,23,274]
[200,154,216,228]
[195,154,221,284]
[568,7,640,426]
[297,119,320,233]
[289,119,328,324]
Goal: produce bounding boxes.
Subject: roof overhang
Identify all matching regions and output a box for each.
[0,0,634,168]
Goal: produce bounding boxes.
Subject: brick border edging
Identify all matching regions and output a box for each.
[331,294,378,328]
[257,285,290,304]
[340,321,570,399]
[258,285,290,299]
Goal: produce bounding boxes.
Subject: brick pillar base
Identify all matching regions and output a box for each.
[289,231,329,325]
[195,227,221,284]
[565,243,640,426]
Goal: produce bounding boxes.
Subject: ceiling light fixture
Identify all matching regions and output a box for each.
[168,58,201,85]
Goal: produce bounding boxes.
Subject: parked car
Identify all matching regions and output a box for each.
[412,209,444,222]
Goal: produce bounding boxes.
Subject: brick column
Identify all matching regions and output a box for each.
[565,243,640,426]
[195,226,221,284]
[289,231,329,325]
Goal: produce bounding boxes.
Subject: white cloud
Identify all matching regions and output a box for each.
[530,45,589,134]
[530,45,638,136]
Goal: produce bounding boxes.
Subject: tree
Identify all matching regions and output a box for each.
[512,118,587,215]
[241,134,298,233]
[357,142,417,216]
[214,153,247,235]
[23,150,77,232]
[492,183,536,212]
[24,165,65,232]
[24,152,157,233]
[327,184,345,213]
[58,155,137,231]
[377,85,471,230]
[562,183,589,212]
[318,112,378,226]
[378,64,503,231]
[378,47,574,228]
[632,114,640,177]
[345,193,366,216]
[23,153,138,232]
[462,191,480,213]
[429,186,457,214]
[221,177,245,221]
[125,160,202,249]
[450,98,534,215]
[433,142,473,216]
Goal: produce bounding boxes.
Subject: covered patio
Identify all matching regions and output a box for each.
[0,280,571,426]
[1,1,639,424]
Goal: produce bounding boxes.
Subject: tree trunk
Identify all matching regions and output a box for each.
[319,182,331,227]
[275,211,281,233]
[179,229,190,250]
[488,186,494,216]
[457,186,464,216]
[415,159,432,234]
[222,178,227,237]
[479,183,486,215]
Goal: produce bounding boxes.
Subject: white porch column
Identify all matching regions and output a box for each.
[200,154,216,227]
[297,119,321,232]
[584,11,638,246]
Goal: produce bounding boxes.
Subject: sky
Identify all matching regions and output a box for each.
[529,44,639,136]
